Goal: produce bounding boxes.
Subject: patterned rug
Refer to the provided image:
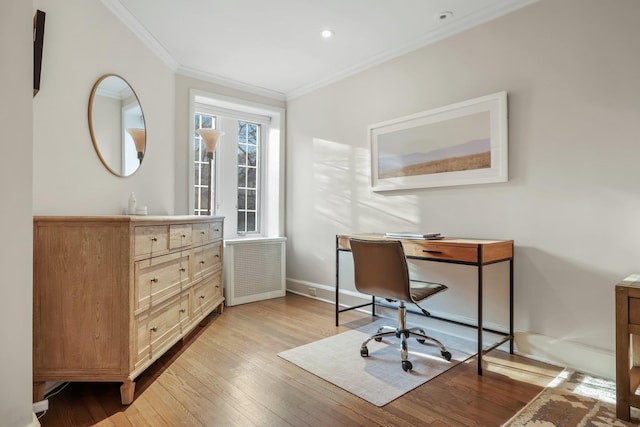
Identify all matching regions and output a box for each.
[503,369,640,426]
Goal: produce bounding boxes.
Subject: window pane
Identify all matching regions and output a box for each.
[238,167,246,187]
[247,212,256,232]
[237,212,245,232]
[238,122,247,143]
[248,124,257,144]
[238,146,246,166]
[247,145,257,166]
[201,115,213,129]
[247,189,256,210]
[247,168,256,188]
[200,187,209,213]
[194,191,199,212]
[237,188,246,209]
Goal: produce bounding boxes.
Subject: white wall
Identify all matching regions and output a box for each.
[33,0,176,216]
[0,1,35,426]
[286,0,640,370]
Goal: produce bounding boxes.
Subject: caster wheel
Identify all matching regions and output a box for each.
[441,351,452,361]
[401,360,413,372]
[416,338,425,344]
[360,347,369,357]
[374,337,382,342]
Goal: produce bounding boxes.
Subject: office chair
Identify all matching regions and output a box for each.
[349,238,452,372]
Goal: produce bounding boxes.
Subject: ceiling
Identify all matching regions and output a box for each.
[103,0,537,100]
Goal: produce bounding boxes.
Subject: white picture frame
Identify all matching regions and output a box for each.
[370,91,508,191]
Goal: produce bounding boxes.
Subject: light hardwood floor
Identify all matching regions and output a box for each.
[39,293,561,426]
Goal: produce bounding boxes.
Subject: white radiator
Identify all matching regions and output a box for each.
[224,237,287,306]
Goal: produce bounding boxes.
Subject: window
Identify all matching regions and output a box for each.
[237,121,260,233]
[188,90,285,240]
[193,113,216,216]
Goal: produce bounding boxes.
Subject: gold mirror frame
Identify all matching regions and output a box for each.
[88,74,146,177]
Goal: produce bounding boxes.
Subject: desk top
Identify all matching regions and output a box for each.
[337,233,513,264]
[617,274,640,289]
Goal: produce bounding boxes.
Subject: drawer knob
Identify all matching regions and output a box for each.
[151,237,158,242]
[199,295,205,299]
[181,234,186,238]
[179,308,186,313]
[180,267,186,272]
[214,228,220,232]
[150,326,158,332]
[201,231,206,235]
[151,277,159,283]
[200,260,205,264]
[215,254,220,258]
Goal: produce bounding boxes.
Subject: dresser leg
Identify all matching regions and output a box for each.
[33,381,46,402]
[120,379,136,405]
[218,302,224,314]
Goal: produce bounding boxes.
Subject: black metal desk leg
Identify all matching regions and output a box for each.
[510,256,514,354]
[335,237,340,327]
[477,247,484,376]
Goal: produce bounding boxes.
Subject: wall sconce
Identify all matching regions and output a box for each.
[196,128,225,215]
[126,128,146,162]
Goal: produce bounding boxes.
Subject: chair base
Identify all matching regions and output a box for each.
[359,301,452,372]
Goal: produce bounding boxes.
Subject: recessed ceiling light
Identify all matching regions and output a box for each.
[321,29,334,39]
[435,11,454,21]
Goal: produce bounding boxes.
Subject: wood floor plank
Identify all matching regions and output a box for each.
[39,293,562,426]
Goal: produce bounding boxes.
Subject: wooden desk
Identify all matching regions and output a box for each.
[335,233,514,375]
[616,274,640,421]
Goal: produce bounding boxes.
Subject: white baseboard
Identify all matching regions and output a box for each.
[28,412,41,427]
[286,279,615,380]
[514,331,614,380]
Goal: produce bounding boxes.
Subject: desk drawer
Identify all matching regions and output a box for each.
[404,242,478,263]
[630,298,640,325]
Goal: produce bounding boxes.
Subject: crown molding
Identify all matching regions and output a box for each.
[102,0,537,101]
[286,0,538,100]
[177,66,286,102]
[100,0,179,71]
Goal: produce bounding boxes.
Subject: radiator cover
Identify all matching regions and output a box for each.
[224,237,287,306]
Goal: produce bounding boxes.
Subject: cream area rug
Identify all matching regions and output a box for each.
[278,319,476,406]
[503,369,640,426]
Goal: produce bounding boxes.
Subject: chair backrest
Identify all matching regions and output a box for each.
[349,238,412,302]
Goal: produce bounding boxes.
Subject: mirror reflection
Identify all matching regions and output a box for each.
[89,74,146,176]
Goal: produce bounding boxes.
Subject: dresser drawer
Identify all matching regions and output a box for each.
[135,292,190,368]
[192,223,210,246]
[134,226,169,259]
[193,242,222,282]
[169,224,193,249]
[134,252,190,314]
[210,221,223,240]
[192,272,223,319]
[403,242,478,263]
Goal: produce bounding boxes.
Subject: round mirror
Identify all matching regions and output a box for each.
[88,74,146,176]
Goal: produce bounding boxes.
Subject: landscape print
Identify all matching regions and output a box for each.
[377,111,491,179]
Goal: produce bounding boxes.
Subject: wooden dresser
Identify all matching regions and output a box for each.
[33,215,225,404]
[616,274,640,421]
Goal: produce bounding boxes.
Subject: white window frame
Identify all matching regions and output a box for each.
[187,89,285,240]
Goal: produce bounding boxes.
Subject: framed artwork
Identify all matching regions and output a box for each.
[369,91,508,191]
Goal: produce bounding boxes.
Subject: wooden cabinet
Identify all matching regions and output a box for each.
[616,274,640,421]
[33,216,224,404]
